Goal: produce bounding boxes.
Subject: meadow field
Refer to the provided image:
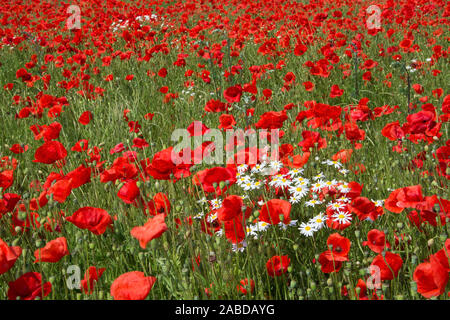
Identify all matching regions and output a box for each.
[0,0,449,300]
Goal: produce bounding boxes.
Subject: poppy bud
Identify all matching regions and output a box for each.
[290,280,297,288]
[293,244,299,251]
[310,282,316,289]
[35,240,43,248]
[439,233,447,242]
[427,238,434,247]
[15,226,22,233]
[326,278,333,286]
[354,230,360,238]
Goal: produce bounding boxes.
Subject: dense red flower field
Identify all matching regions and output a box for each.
[0,0,449,300]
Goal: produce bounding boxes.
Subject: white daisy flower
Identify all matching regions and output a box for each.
[273,176,291,188]
[289,195,300,204]
[246,225,258,238]
[339,168,350,175]
[373,199,384,207]
[305,199,322,207]
[309,213,326,230]
[328,201,346,211]
[336,196,350,203]
[242,180,255,191]
[210,199,222,210]
[289,185,308,198]
[208,212,218,223]
[232,240,247,252]
[237,164,249,174]
[313,172,325,181]
[256,221,271,231]
[323,180,338,188]
[310,181,324,193]
[193,212,205,220]
[237,175,252,186]
[251,163,266,174]
[327,160,343,169]
[269,160,283,172]
[331,211,352,224]
[337,183,351,193]
[197,197,208,205]
[251,180,262,190]
[288,168,304,177]
[299,222,316,237]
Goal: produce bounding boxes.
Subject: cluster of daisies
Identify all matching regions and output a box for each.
[193,158,384,252]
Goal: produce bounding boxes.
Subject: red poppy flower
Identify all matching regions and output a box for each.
[48,179,73,203]
[349,197,384,221]
[81,266,106,295]
[187,121,210,136]
[204,99,228,113]
[324,233,351,261]
[217,195,243,222]
[294,43,307,56]
[259,199,291,225]
[254,111,288,130]
[370,252,403,280]
[223,85,242,103]
[266,255,290,277]
[195,166,237,194]
[381,121,406,141]
[332,149,353,164]
[0,238,22,275]
[34,237,69,263]
[223,218,246,244]
[117,180,141,204]
[413,260,448,299]
[130,214,168,249]
[9,144,28,154]
[362,229,391,253]
[146,192,171,216]
[79,111,93,125]
[298,130,327,152]
[110,271,156,300]
[330,84,344,98]
[302,81,315,91]
[237,278,255,295]
[158,67,167,78]
[66,207,113,235]
[218,114,236,130]
[145,147,192,180]
[385,185,424,213]
[319,251,343,273]
[33,140,67,164]
[0,170,14,190]
[8,272,52,300]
